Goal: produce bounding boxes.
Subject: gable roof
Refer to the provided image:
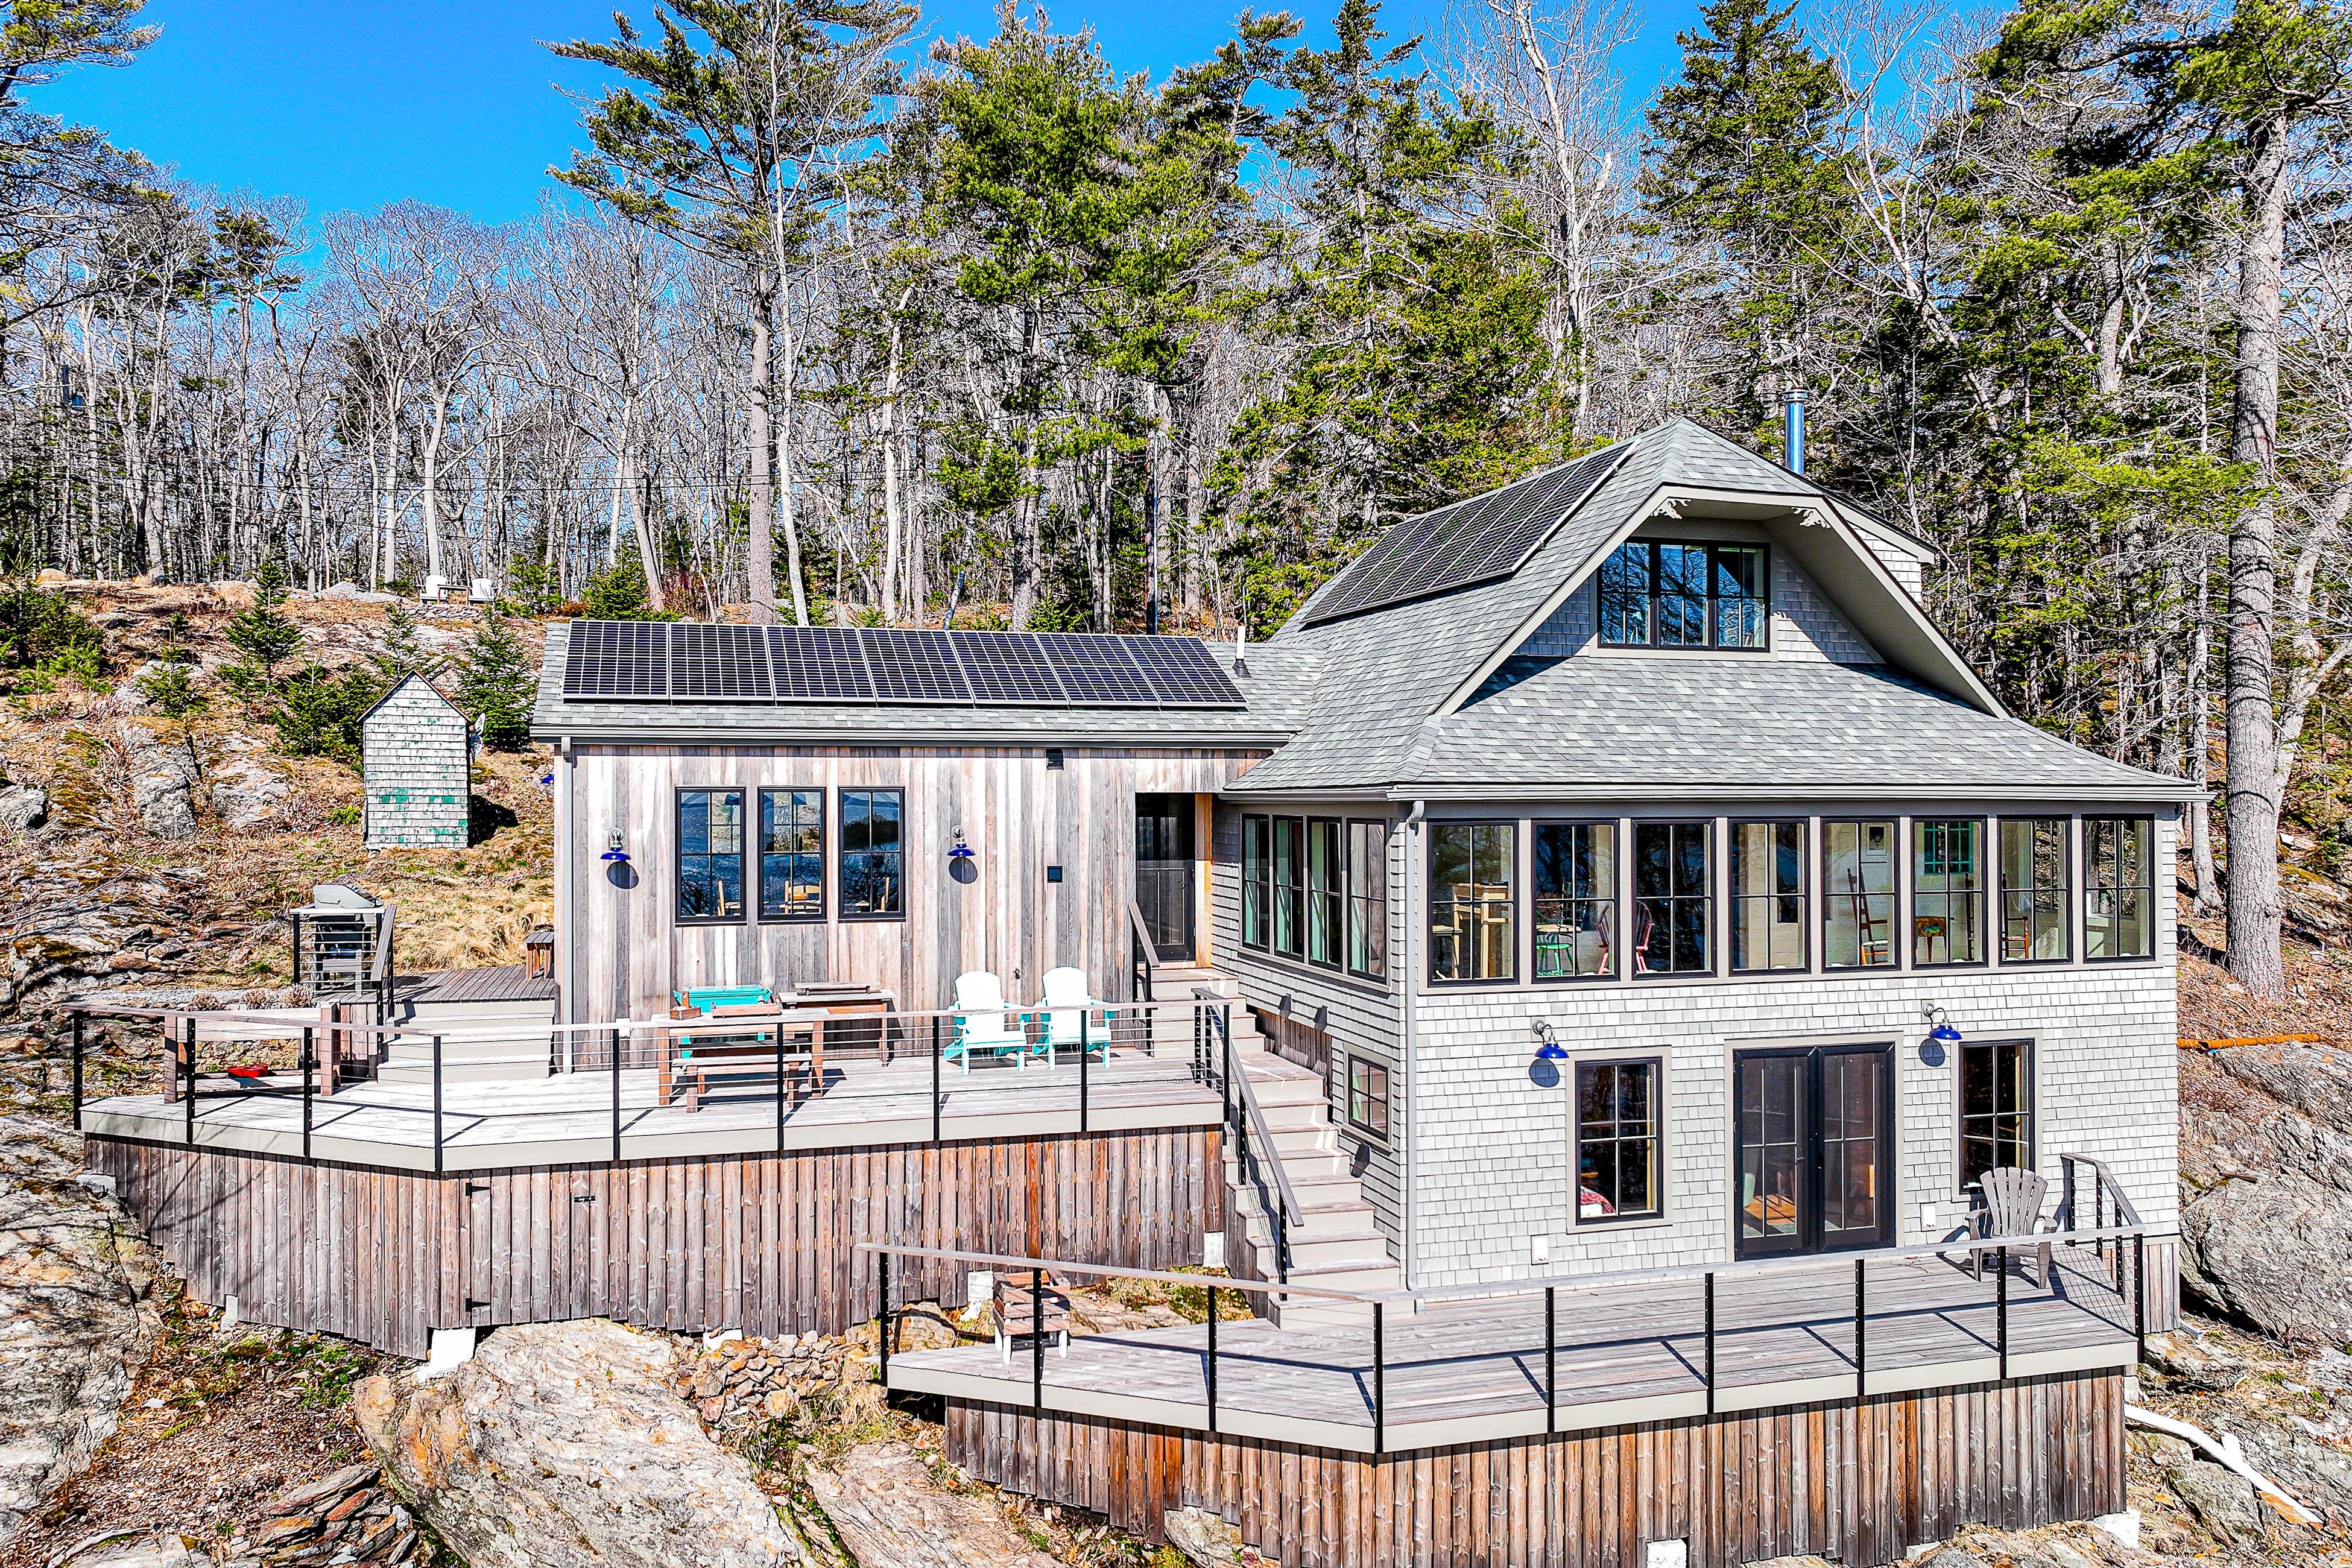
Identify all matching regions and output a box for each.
[360,669,461,729]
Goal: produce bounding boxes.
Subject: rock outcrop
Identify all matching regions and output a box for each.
[2178,1042,2352,1347]
[0,1116,158,1545]
[801,1443,1060,1568]
[0,786,47,837]
[352,1318,800,1568]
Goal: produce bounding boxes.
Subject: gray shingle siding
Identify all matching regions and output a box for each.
[363,675,470,849]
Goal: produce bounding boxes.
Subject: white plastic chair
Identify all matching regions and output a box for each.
[946,970,1038,1073]
[1037,966,1113,1061]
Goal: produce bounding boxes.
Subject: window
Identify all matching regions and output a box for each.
[1999,818,2070,963]
[1575,1058,1661,1222]
[1633,821,1711,973]
[1347,1057,1390,1138]
[839,789,903,918]
[1272,817,1304,959]
[1731,821,1806,972]
[1242,815,1271,950]
[676,789,745,923]
[1535,822,1617,980]
[1347,820,1387,979]
[1307,818,1342,967]
[1597,542,1768,650]
[2087,816,2154,959]
[1914,819,1985,966]
[1823,820,1896,969]
[1959,1039,2033,1192]
[757,788,824,921]
[1429,822,1517,982]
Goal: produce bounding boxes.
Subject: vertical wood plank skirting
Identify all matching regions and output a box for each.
[945,1373,2126,1568]
[86,1127,1222,1361]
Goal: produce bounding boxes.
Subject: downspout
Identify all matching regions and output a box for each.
[1401,798,1426,1291]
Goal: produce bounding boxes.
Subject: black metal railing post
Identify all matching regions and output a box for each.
[1544,1286,1557,1435]
[878,1251,892,1391]
[1704,1271,1717,1415]
[300,1026,314,1162]
[1031,1268,1046,1412]
[1206,1285,1219,1434]
[775,1019,787,1153]
[70,1013,83,1131]
[611,1025,623,1165]
[1078,1011,1090,1134]
[931,1015,943,1143]
[1853,1258,1867,1400]
[1372,1301,1386,1456]
[182,1016,195,1147]
[1996,1244,2010,1380]
[2132,1231,2147,1359]
[431,1034,445,1175]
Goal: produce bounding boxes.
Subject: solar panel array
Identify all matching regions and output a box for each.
[562,623,1244,709]
[1300,443,1631,627]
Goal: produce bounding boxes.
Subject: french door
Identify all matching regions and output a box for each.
[1733,1043,1894,1259]
[1134,794,1195,958]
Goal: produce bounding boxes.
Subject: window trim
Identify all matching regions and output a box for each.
[1996,816,2073,966]
[1344,817,1388,982]
[756,786,827,925]
[836,786,907,923]
[1728,817,1809,975]
[1345,1054,1391,1141]
[1596,540,1772,653]
[1572,1051,1666,1227]
[2084,814,2157,964]
[1956,1036,2036,1197]
[1631,818,1713,978]
[1241,814,1271,952]
[1820,817,1900,973]
[674,785,748,927]
[1271,815,1306,960]
[1306,816,1344,970]
[1427,818,1520,986]
[1532,817,1620,985]
[1911,816,1989,970]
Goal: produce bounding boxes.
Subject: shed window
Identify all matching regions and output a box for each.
[1999,818,2070,962]
[1347,1056,1390,1138]
[1731,821,1806,972]
[1824,820,1896,969]
[1960,1039,2033,1193]
[1242,815,1271,950]
[839,789,903,918]
[1347,820,1387,979]
[1634,821,1710,973]
[1598,542,1767,650]
[1576,1058,1661,1222]
[677,789,745,923]
[1307,818,1342,967]
[1913,819,1985,966]
[2087,817,2154,959]
[1535,821,1616,979]
[758,788,824,922]
[1430,822,1516,982]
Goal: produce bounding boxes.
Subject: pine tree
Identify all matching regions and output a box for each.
[457,609,535,751]
[379,600,426,674]
[225,557,302,677]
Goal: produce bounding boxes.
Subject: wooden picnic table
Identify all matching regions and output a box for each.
[657,990,896,1110]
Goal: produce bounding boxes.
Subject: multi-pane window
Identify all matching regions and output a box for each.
[1731,821,1806,972]
[676,788,745,922]
[1824,820,1896,969]
[1598,542,1768,650]
[1346,820,1386,979]
[1347,1056,1391,1139]
[1429,822,1517,982]
[839,788,903,918]
[1535,822,1617,979]
[1241,815,1270,950]
[1959,1039,2033,1192]
[2087,817,2154,959]
[1999,818,2070,963]
[1307,818,1342,967]
[757,788,824,921]
[1272,817,1304,959]
[1634,821,1711,973]
[1914,819,1985,966]
[1575,1058,1661,1222]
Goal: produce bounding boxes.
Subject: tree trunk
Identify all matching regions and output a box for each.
[421,387,449,587]
[745,285,780,624]
[2222,118,2290,996]
[2189,574,2220,914]
[775,272,811,626]
[879,311,906,622]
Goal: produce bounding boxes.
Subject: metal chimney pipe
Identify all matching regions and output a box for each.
[1784,391,1806,476]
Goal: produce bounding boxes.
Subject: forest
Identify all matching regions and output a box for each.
[0,0,2347,988]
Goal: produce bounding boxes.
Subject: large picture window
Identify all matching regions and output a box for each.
[1307,818,1342,967]
[1576,1057,1661,1222]
[1913,819,1985,966]
[1346,820,1386,979]
[1634,821,1711,973]
[1959,1039,2033,1193]
[1535,821,1617,980]
[757,788,824,922]
[839,788,903,918]
[1999,818,2070,963]
[1824,820,1896,969]
[676,788,745,923]
[1272,817,1304,959]
[1242,815,1271,950]
[1731,821,1806,972]
[1598,542,1767,650]
[2087,816,2154,959]
[1429,821,1517,982]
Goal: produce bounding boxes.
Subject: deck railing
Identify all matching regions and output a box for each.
[64,992,1234,1172]
[1197,989,1303,1283]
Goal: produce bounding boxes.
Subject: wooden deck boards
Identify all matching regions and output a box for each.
[889,1247,2137,1455]
[81,1051,1218,1171]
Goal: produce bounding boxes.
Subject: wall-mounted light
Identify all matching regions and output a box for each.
[600,830,629,864]
[1922,1002,1962,1045]
[949,826,973,862]
[1531,1017,1569,1063]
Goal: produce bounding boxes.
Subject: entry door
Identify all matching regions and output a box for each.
[1134,794,1195,958]
[1733,1044,1894,1259]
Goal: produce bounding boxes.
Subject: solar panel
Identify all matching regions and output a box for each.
[1123,636,1244,705]
[770,627,874,701]
[1037,633,1157,704]
[862,628,972,703]
[671,622,773,700]
[561,620,668,698]
[951,631,1065,703]
[1301,443,1630,627]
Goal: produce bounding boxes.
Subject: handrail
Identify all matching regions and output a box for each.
[1195,988,1306,1285]
[2056,1151,2144,1228]
[853,1241,1366,1302]
[1127,899,1165,970]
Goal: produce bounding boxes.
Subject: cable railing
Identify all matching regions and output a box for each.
[1197,988,1303,1283]
[63,991,1235,1172]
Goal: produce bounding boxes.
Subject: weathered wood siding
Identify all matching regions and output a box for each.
[947,1371,2126,1568]
[361,674,470,849]
[89,1127,1221,1359]
[560,745,1259,1022]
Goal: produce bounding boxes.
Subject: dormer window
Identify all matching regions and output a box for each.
[1598,542,1768,649]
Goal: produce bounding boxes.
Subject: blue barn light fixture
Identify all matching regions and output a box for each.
[1922,1001,1962,1045]
[949,826,973,861]
[1531,1018,1569,1063]
[601,829,629,865]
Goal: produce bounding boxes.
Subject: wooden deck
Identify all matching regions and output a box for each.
[888,1245,2138,1456]
[80,1051,1218,1171]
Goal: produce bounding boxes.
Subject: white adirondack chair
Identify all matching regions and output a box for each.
[946,971,1040,1073]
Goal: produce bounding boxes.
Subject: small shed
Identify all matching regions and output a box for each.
[361,672,471,849]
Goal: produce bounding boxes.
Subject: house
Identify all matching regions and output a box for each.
[361,671,470,849]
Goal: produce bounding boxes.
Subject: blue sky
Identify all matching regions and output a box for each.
[35,0,1704,227]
